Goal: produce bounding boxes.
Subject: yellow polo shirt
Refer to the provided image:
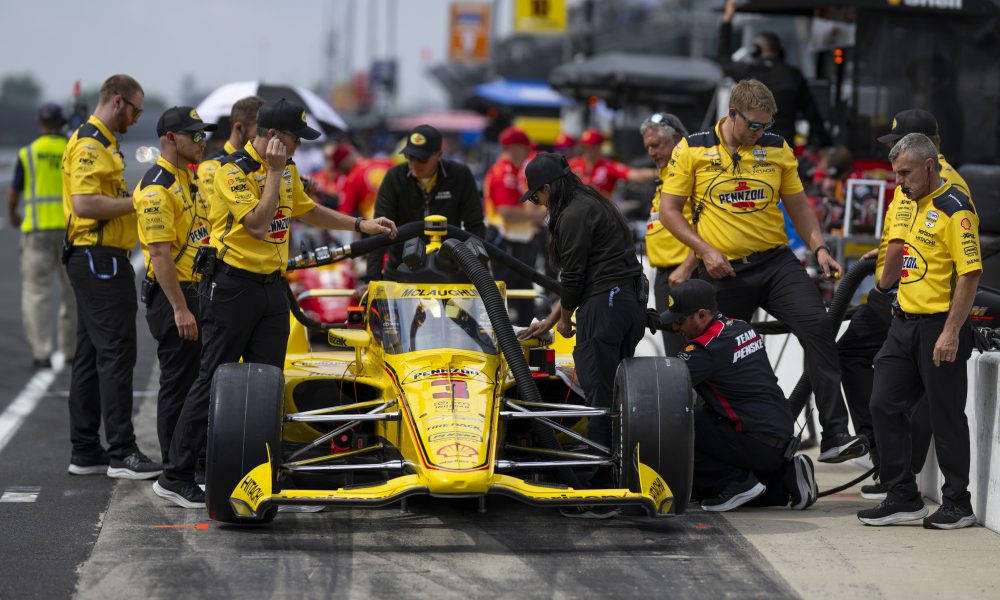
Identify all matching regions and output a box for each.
[662,119,803,259]
[898,183,981,315]
[61,115,136,249]
[134,156,210,282]
[647,164,693,267]
[196,140,237,218]
[212,141,316,274]
[875,154,969,282]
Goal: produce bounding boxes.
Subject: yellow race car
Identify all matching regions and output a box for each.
[205,216,694,524]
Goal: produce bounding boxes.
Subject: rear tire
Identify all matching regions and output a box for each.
[206,363,283,524]
[613,357,695,514]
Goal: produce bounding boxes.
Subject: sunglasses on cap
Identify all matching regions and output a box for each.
[733,108,774,132]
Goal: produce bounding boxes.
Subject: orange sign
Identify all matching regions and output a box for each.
[449,3,491,63]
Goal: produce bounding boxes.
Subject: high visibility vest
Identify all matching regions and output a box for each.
[18,134,68,233]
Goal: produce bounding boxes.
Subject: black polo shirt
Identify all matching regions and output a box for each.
[679,314,793,439]
[366,159,485,281]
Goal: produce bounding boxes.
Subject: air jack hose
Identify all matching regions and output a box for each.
[441,238,581,488]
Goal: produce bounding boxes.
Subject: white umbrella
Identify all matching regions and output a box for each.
[196,81,348,141]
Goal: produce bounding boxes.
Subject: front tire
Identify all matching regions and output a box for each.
[613,357,695,514]
[206,363,283,524]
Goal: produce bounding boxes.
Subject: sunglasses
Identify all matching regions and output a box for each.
[734,109,774,132]
[649,112,682,129]
[181,131,207,143]
[121,96,143,118]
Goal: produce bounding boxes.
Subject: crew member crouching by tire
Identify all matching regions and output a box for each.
[662,279,817,512]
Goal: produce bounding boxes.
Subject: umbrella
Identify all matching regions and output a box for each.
[196,81,348,140]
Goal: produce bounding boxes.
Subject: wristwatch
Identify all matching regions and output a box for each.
[813,244,832,261]
[354,216,363,232]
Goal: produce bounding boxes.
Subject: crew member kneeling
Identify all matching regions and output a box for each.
[662,279,817,512]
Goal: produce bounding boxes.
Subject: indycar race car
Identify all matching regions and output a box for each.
[204,216,695,524]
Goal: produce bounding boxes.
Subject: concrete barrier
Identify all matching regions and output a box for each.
[920,351,1000,532]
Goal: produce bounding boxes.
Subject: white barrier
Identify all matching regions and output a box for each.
[920,351,1000,532]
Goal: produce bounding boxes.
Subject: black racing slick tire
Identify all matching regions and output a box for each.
[613,357,695,515]
[206,363,283,524]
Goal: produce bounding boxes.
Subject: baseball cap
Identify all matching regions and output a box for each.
[257,98,321,141]
[580,129,605,146]
[499,127,530,147]
[659,279,717,326]
[519,152,571,203]
[156,106,218,137]
[554,132,576,149]
[877,109,938,145]
[400,124,443,162]
[330,142,355,168]
[37,102,67,126]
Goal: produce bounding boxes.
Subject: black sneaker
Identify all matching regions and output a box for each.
[923,504,976,530]
[790,455,818,510]
[68,453,110,476]
[153,478,205,509]
[857,497,927,526]
[559,505,621,519]
[194,467,206,492]
[818,433,868,464]
[701,475,766,512]
[107,450,162,480]
[860,481,889,501]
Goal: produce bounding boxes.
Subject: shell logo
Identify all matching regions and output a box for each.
[436,443,478,459]
[410,133,426,146]
[189,109,201,120]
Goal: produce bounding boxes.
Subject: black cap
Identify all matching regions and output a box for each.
[519,152,571,203]
[156,106,218,137]
[400,124,443,161]
[659,279,717,326]
[257,98,321,141]
[37,102,66,126]
[877,109,938,145]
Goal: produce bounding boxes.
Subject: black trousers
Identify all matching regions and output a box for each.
[701,246,849,438]
[693,404,792,506]
[573,282,646,448]
[162,269,290,483]
[870,315,973,507]
[837,290,933,472]
[65,248,137,460]
[496,238,537,327]
[145,282,202,464]
[653,265,684,357]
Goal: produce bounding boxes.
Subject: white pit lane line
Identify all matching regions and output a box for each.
[0,366,60,456]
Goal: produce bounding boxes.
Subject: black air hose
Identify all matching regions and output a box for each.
[788,257,876,419]
[444,225,561,294]
[441,238,580,488]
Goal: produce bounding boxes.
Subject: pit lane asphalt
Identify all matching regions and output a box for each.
[0,214,796,600]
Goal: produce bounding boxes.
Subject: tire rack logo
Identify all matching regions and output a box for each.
[900,243,927,283]
[267,207,290,243]
[710,177,774,213]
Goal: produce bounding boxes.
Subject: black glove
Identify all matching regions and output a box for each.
[645,308,662,334]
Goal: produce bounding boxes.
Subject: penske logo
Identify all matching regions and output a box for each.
[189,222,210,245]
[711,177,774,213]
[900,244,927,283]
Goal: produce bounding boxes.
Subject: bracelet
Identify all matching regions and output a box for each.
[813,244,831,260]
[354,216,363,232]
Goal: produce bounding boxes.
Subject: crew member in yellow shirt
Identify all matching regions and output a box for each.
[641,112,691,355]
[196,95,262,213]
[134,107,216,472]
[659,78,865,464]
[154,98,397,508]
[858,133,981,530]
[835,109,969,500]
[62,74,161,479]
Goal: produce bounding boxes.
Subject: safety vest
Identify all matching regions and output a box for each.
[18,134,68,233]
